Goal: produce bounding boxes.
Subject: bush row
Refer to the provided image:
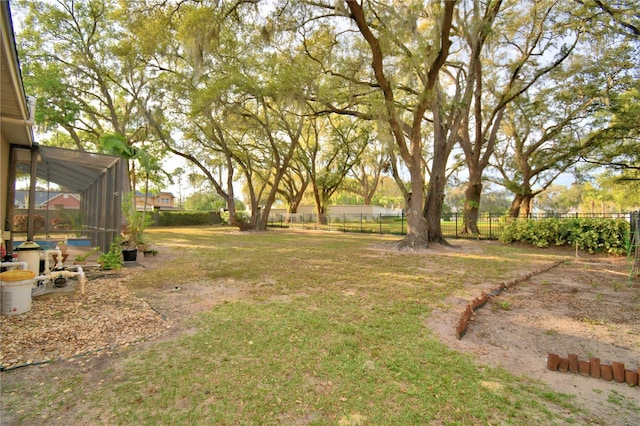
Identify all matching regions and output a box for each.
[499,218,629,254]
[156,211,222,226]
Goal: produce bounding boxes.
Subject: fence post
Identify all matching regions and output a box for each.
[361,213,363,233]
[379,213,382,234]
[401,211,405,234]
[455,213,458,239]
[343,214,346,232]
[489,213,492,240]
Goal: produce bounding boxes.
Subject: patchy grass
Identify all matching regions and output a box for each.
[3,227,581,424]
[88,300,578,424]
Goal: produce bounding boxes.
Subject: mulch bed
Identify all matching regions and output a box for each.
[1,268,170,371]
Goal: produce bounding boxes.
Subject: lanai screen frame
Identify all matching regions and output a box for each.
[9,144,128,252]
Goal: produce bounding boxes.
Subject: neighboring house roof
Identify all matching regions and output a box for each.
[135,191,175,198]
[15,190,80,207]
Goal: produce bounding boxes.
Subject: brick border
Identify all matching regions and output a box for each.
[548,353,639,388]
[455,259,566,339]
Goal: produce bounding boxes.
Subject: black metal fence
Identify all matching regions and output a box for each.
[631,211,639,236]
[267,211,635,241]
[631,212,639,257]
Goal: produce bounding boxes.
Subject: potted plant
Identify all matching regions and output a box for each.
[143,247,158,257]
[97,242,123,270]
[74,246,101,265]
[121,237,139,262]
[56,241,68,254]
[120,193,153,262]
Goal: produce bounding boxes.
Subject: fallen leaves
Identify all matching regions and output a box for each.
[0,270,170,370]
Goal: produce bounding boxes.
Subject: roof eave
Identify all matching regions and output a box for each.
[1,1,35,147]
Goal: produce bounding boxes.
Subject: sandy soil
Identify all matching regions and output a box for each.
[430,243,640,425]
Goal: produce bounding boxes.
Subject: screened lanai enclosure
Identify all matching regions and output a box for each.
[8,144,128,253]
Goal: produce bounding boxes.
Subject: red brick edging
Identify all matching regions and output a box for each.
[455,260,566,339]
[548,353,639,388]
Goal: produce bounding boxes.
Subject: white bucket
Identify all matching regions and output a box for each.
[0,270,36,315]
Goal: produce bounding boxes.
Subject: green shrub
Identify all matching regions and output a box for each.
[500,217,629,254]
[97,241,123,270]
[157,211,222,226]
[219,211,248,226]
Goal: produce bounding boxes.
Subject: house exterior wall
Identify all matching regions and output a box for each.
[2,2,35,247]
[135,192,175,210]
[269,205,315,217]
[268,204,400,219]
[154,193,175,209]
[1,132,8,242]
[44,193,81,209]
[328,205,398,216]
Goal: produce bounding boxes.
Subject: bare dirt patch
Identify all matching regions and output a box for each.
[0,251,250,425]
[431,245,640,425]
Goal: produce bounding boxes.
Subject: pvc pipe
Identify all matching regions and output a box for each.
[75,266,86,295]
[34,266,86,296]
[0,261,29,270]
[43,249,62,271]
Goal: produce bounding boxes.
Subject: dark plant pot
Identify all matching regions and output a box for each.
[122,249,138,262]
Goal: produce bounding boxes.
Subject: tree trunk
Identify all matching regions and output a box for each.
[315,205,328,225]
[509,193,534,218]
[423,131,451,245]
[424,175,448,245]
[346,1,455,250]
[399,188,429,249]
[463,181,482,235]
[257,192,278,231]
[141,172,150,235]
[509,194,523,218]
[285,188,306,224]
[285,208,295,224]
[224,155,250,231]
[312,184,328,225]
[394,152,429,249]
[520,195,534,218]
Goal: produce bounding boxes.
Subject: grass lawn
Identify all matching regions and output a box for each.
[4,227,582,424]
